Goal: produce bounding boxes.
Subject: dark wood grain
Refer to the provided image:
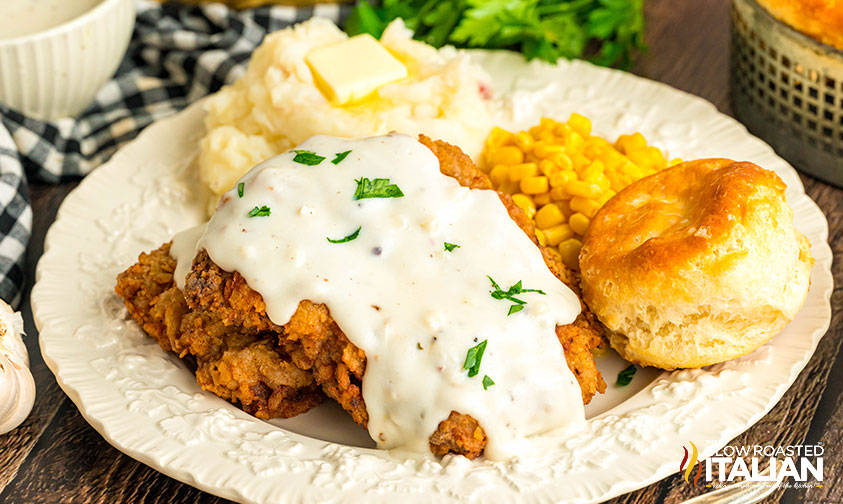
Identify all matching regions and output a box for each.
[0,1,840,503]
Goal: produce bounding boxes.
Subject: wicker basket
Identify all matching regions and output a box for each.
[730,0,843,187]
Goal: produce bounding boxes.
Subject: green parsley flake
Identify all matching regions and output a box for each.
[326,226,361,244]
[616,364,637,386]
[444,242,460,252]
[482,375,495,390]
[248,205,271,217]
[353,177,404,200]
[463,340,487,378]
[332,150,352,165]
[488,276,546,315]
[292,150,326,166]
[237,182,245,198]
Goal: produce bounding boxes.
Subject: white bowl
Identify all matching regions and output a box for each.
[0,0,135,120]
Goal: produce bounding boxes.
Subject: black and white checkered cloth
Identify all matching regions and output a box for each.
[0,0,349,307]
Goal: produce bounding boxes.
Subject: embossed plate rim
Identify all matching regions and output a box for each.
[32,50,833,504]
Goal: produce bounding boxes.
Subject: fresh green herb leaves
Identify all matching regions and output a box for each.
[237,182,245,198]
[345,0,645,69]
[464,341,495,389]
[248,205,271,217]
[292,150,326,166]
[444,242,460,252]
[463,339,487,378]
[327,226,362,244]
[616,364,636,386]
[332,150,352,165]
[508,304,524,316]
[488,276,546,315]
[353,177,404,200]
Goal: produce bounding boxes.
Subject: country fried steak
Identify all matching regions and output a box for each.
[115,245,324,420]
[115,135,606,459]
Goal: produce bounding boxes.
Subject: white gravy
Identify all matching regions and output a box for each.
[0,0,102,40]
[172,134,585,460]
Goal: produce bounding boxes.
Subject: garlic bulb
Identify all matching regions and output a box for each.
[0,300,34,434]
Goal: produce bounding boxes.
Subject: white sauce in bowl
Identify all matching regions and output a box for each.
[0,0,102,40]
[173,134,585,460]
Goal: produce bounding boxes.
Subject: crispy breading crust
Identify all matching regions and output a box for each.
[180,136,607,459]
[115,244,324,419]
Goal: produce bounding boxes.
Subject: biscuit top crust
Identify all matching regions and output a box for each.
[583,158,787,276]
[755,0,843,50]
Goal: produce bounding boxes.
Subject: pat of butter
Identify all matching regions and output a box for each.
[305,34,408,105]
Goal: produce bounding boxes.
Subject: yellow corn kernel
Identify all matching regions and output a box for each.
[489,165,509,187]
[572,153,591,170]
[581,160,605,181]
[552,152,574,171]
[567,113,592,137]
[488,146,524,166]
[550,186,571,201]
[584,141,606,160]
[558,238,583,270]
[570,197,602,218]
[535,203,565,229]
[598,189,617,205]
[565,180,601,199]
[487,126,513,147]
[569,213,591,236]
[668,157,684,167]
[533,142,565,159]
[628,146,667,171]
[538,130,556,143]
[599,148,628,171]
[513,132,534,151]
[520,176,549,195]
[533,193,552,206]
[567,132,587,154]
[615,132,647,154]
[543,224,574,246]
[508,163,538,182]
[511,194,536,218]
[557,200,573,217]
[539,159,559,176]
[534,229,548,246]
[549,170,576,188]
[539,117,556,129]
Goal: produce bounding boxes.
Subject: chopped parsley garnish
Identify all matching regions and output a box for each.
[237,182,245,198]
[617,364,637,386]
[482,375,495,390]
[488,276,546,315]
[444,242,460,252]
[332,150,352,165]
[292,150,326,166]
[326,226,361,244]
[463,339,487,378]
[248,205,271,217]
[353,177,404,200]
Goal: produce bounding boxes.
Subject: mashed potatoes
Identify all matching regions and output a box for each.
[198,18,497,200]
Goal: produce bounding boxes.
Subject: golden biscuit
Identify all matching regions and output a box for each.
[580,159,813,369]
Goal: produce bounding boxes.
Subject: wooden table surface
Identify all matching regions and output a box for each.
[1,0,841,502]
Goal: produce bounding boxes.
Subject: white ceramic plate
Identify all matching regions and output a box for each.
[33,51,833,504]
